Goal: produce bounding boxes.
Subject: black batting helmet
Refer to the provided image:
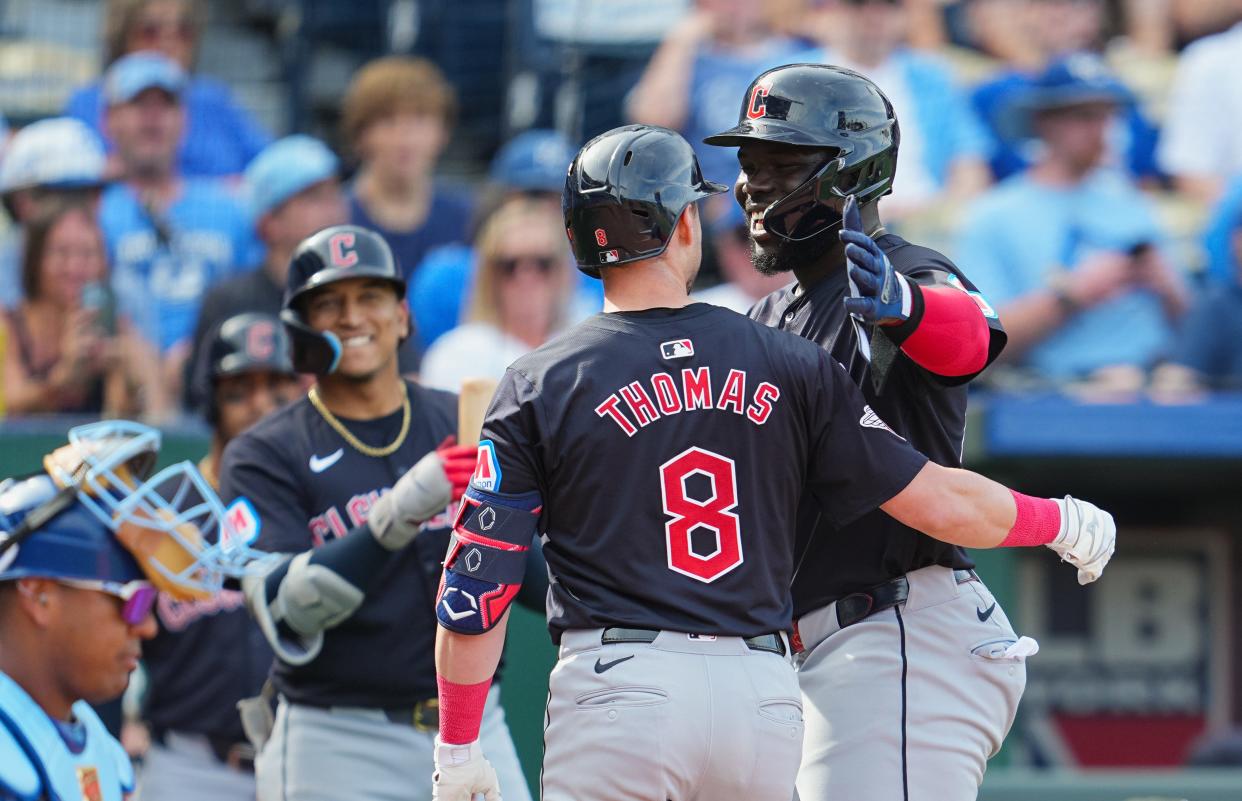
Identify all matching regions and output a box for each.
[195,312,296,424]
[704,64,900,241]
[564,124,727,278]
[281,224,405,374]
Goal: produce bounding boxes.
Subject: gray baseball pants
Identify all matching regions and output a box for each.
[542,628,804,801]
[138,731,257,800]
[794,565,1029,801]
[255,684,530,801]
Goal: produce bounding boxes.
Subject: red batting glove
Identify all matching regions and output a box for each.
[436,436,479,501]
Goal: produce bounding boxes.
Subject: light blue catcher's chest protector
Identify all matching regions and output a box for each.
[0,672,133,801]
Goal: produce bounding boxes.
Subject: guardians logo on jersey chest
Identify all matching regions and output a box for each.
[595,367,781,436]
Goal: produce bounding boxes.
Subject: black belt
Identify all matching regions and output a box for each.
[601,627,786,657]
[834,568,979,630]
[151,729,255,773]
[381,697,439,731]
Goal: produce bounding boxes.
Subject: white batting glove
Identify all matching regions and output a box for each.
[433,738,501,801]
[1047,495,1116,585]
[368,440,477,551]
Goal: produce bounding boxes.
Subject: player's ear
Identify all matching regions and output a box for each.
[676,203,699,246]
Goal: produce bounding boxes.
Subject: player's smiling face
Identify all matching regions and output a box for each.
[304,277,408,381]
[735,141,839,276]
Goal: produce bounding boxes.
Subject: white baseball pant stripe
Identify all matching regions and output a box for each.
[794,565,1028,801]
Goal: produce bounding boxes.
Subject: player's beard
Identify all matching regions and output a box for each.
[750,226,836,276]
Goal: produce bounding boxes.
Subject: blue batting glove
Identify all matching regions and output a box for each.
[840,195,910,325]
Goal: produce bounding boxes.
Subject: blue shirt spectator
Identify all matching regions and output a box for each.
[101,178,255,353]
[1166,282,1242,387]
[66,76,270,179]
[627,1,809,199]
[348,185,472,282]
[959,170,1176,377]
[972,56,1160,182]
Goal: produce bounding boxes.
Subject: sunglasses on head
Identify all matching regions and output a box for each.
[57,577,158,626]
[496,255,558,276]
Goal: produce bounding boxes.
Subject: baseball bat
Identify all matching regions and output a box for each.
[457,377,498,446]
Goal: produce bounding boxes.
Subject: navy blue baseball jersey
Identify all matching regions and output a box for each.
[143,589,271,742]
[479,303,929,642]
[218,380,457,708]
[748,233,1006,616]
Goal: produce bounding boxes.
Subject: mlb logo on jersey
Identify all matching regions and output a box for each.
[471,439,502,492]
[661,339,695,359]
[599,249,620,264]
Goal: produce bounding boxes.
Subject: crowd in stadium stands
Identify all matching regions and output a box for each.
[3,0,1242,426]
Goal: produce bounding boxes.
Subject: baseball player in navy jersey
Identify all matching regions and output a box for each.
[136,313,300,800]
[428,125,1116,801]
[704,63,1102,801]
[221,226,531,801]
[0,421,240,801]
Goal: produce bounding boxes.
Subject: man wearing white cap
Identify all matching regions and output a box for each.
[98,51,257,404]
[186,135,348,405]
[0,117,109,309]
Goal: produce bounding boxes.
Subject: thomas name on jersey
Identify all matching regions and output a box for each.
[309,489,455,544]
[595,367,781,437]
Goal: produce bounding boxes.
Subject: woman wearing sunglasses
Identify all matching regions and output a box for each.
[420,198,581,392]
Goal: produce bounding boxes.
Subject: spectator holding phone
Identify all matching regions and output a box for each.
[957,56,1188,384]
[1,203,166,417]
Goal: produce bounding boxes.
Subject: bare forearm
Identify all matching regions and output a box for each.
[626,29,701,128]
[436,614,509,685]
[881,463,1016,548]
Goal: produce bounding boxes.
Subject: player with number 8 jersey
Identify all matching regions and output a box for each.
[430,126,1116,801]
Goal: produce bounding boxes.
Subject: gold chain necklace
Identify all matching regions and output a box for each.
[307,384,411,457]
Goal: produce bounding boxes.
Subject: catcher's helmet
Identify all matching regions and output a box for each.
[564,124,727,278]
[0,421,240,601]
[704,64,900,241]
[281,225,405,374]
[195,312,296,424]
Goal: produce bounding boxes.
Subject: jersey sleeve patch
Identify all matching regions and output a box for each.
[470,439,502,492]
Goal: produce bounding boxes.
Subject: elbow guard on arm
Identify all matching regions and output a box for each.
[436,486,540,635]
[241,527,385,664]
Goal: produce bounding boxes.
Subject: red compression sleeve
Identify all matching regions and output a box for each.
[899,285,990,377]
[999,491,1061,547]
[437,675,492,744]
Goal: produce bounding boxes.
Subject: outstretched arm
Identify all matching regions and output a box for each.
[881,462,1115,584]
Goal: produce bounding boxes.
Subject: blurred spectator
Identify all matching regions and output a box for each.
[420,199,578,391]
[626,0,811,193]
[342,57,473,286]
[692,204,789,313]
[1153,192,1242,392]
[972,28,1160,182]
[800,0,992,215]
[408,128,598,350]
[958,58,1188,383]
[136,313,297,800]
[65,0,270,178]
[1157,9,1242,203]
[0,118,109,309]
[187,134,347,405]
[99,52,256,404]
[1202,176,1242,283]
[1,203,165,417]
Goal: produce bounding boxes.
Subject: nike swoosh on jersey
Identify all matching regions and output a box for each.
[593,655,635,674]
[308,448,345,473]
[976,602,997,623]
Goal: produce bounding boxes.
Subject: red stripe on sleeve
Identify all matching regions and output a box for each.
[900,285,990,377]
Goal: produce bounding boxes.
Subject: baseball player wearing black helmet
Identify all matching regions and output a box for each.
[222,225,532,801]
[706,63,1105,800]
[137,313,300,800]
[430,124,1115,801]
